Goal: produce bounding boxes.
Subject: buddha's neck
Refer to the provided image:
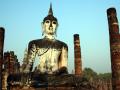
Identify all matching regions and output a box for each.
[44,34,56,40]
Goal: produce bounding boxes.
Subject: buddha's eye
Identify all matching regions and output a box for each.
[52,21,57,24]
[45,20,50,23]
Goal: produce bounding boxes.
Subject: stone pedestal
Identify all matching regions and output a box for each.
[8,73,95,90]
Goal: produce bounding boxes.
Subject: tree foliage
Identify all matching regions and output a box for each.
[83,67,111,81]
[98,73,112,81]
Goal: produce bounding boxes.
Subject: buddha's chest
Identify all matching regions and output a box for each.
[36,47,62,59]
[36,48,62,73]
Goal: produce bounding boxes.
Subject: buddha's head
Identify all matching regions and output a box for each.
[42,4,58,36]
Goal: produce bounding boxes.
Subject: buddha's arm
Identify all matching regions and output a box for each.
[23,43,37,73]
[61,46,68,67]
[58,46,68,74]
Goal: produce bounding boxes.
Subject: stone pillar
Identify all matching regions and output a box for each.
[74,34,82,76]
[0,27,5,90]
[107,7,120,90]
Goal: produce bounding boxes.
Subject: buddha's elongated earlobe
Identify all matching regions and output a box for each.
[55,24,58,36]
[41,22,44,36]
[55,27,57,37]
[55,30,57,37]
[42,32,44,36]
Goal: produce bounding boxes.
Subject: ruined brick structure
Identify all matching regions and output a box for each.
[107,8,120,90]
[1,51,20,90]
[3,51,20,74]
[74,34,82,76]
[0,27,5,90]
[21,48,28,71]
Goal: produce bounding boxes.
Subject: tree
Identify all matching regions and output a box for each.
[98,73,112,81]
[82,68,98,81]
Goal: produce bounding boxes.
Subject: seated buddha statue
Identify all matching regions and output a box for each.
[23,4,68,75]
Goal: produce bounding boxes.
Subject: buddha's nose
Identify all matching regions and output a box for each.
[50,22,52,27]
[49,22,53,30]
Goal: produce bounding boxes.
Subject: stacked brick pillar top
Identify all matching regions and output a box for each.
[107,7,120,90]
[0,27,5,90]
[74,34,82,76]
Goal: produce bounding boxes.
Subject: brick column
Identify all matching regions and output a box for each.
[0,27,5,90]
[74,34,82,76]
[107,8,120,90]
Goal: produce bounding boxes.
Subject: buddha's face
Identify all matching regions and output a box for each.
[42,20,57,35]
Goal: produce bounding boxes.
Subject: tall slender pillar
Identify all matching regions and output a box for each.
[0,27,5,90]
[74,34,82,76]
[107,8,120,90]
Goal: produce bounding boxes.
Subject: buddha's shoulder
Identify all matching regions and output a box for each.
[55,40,68,48]
[28,39,43,46]
[28,39,68,49]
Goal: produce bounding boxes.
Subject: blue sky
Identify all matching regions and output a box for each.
[0,0,120,73]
